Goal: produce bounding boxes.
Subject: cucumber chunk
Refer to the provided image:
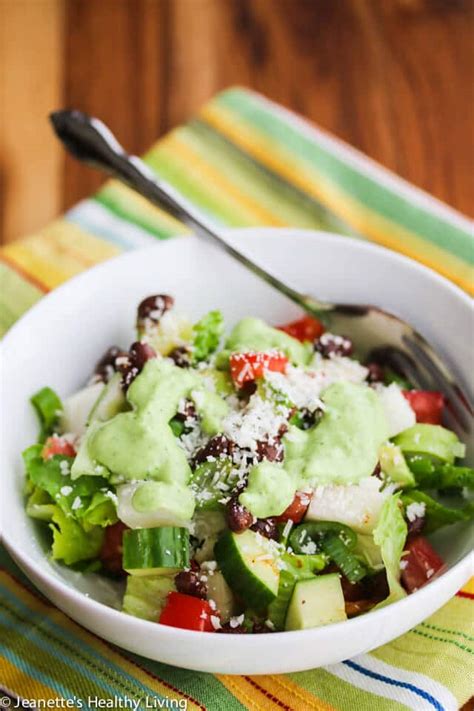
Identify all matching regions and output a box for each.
[123,575,175,621]
[285,574,347,631]
[214,529,280,610]
[379,444,415,487]
[392,424,464,464]
[268,553,326,630]
[123,526,189,575]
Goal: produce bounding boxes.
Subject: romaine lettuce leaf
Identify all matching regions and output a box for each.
[31,387,63,442]
[373,493,407,606]
[49,506,104,565]
[80,491,118,529]
[401,489,474,534]
[192,310,224,363]
[23,445,109,518]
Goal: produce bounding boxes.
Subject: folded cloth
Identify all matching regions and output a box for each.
[1,87,472,710]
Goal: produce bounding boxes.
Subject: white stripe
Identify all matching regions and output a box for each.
[248,90,473,234]
[325,653,458,711]
[66,200,159,249]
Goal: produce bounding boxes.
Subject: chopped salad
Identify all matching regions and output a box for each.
[24,295,474,633]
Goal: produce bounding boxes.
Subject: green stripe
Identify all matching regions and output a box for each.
[125,654,247,711]
[289,667,408,711]
[218,89,474,264]
[421,621,474,643]
[413,627,473,655]
[94,188,183,240]
[0,262,43,336]
[178,120,354,235]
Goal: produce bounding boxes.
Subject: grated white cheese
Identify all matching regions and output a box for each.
[59,460,70,476]
[406,501,426,522]
[210,615,221,630]
[60,486,73,496]
[229,614,245,629]
[71,496,82,510]
[222,394,288,452]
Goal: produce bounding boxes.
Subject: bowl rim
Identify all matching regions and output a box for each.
[1,227,473,650]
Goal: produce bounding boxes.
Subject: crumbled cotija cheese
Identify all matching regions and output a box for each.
[405,501,426,522]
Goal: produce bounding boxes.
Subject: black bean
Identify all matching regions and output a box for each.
[255,438,284,463]
[226,497,253,533]
[175,570,207,599]
[137,294,174,325]
[119,341,157,389]
[194,435,235,465]
[407,513,425,536]
[169,345,192,368]
[218,623,247,634]
[250,517,279,540]
[94,346,129,382]
[314,333,353,358]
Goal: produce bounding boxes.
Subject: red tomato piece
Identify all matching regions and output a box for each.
[159,592,216,632]
[229,351,288,387]
[42,436,76,460]
[277,315,324,342]
[401,536,444,593]
[402,390,445,425]
[99,521,128,576]
[275,491,311,524]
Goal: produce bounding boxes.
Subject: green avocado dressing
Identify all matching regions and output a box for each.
[89,359,200,483]
[284,381,389,486]
[226,317,310,365]
[239,461,296,518]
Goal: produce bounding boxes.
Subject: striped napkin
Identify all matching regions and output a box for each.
[0,88,472,710]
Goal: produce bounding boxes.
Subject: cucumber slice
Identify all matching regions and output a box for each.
[379,444,415,487]
[123,575,175,621]
[392,424,464,464]
[123,527,189,576]
[268,553,326,630]
[285,574,347,631]
[214,529,280,610]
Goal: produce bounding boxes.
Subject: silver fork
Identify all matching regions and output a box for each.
[49,110,473,435]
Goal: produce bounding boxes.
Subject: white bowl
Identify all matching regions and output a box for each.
[1,228,473,674]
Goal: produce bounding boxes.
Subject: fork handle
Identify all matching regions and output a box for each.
[49,110,332,319]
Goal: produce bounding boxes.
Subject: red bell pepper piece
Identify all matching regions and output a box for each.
[159,592,216,632]
[401,536,444,593]
[229,351,288,387]
[277,315,324,342]
[275,491,311,524]
[42,436,76,460]
[403,391,445,425]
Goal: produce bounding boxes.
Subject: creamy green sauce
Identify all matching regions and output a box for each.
[239,462,296,518]
[284,381,389,486]
[90,359,199,483]
[226,317,310,365]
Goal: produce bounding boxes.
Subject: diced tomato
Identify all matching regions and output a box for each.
[159,592,216,632]
[42,436,76,460]
[275,491,311,524]
[401,536,444,593]
[402,390,445,425]
[99,521,128,576]
[277,315,324,342]
[229,351,288,387]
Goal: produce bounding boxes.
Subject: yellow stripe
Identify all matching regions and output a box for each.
[250,675,337,711]
[1,220,120,290]
[155,133,287,226]
[1,574,201,710]
[99,180,187,232]
[217,675,276,711]
[0,657,60,702]
[461,578,474,595]
[201,104,474,294]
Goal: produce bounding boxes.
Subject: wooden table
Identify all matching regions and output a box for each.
[1,0,473,244]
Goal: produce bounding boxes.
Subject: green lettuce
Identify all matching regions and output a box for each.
[80,491,118,529]
[406,454,474,490]
[373,493,408,606]
[49,506,104,565]
[23,445,112,521]
[402,489,474,534]
[31,387,63,442]
[192,310,224,363]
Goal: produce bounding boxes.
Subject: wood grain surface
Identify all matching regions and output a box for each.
[1,0,473,243]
